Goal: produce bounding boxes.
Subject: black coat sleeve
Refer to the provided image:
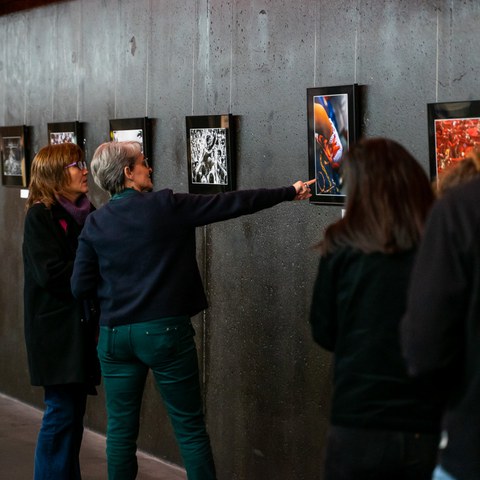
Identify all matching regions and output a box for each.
[23,204,74,298]
[169,186,297,228]
[401,198,467,381]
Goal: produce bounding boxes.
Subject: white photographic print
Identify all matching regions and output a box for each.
[50,131,77,145]
[112,129,144,150]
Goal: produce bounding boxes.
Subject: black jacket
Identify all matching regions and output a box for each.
[23,202,100,388]
[71,186,296,327]
[310,248,442,433]
[402,177,480,480]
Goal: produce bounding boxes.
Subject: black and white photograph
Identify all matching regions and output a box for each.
[189,128,228,185]
[2,137,22,176]
[109,117,151,161]
[186,115,235,194]
[1,125,29,187]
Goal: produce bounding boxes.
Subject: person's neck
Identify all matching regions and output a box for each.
[59,191,82,204]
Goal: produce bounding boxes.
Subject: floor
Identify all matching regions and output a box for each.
[0,392,187,479]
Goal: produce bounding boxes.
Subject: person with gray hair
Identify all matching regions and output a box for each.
[71,140,314,480]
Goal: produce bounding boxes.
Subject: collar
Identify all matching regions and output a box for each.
[110,188,138,201]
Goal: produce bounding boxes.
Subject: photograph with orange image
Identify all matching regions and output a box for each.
[307,84,360,205]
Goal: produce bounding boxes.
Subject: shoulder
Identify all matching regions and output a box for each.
[428,178,480,243]
[436,177,480,215]
[25,203,52,225]
[26,202,49,216]
[322,248,415,275]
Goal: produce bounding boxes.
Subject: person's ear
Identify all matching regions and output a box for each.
[124,165,133,181]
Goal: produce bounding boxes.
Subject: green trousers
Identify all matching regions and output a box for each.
[97,317,216,480]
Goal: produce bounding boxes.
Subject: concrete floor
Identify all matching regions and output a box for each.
[0,393,186,479]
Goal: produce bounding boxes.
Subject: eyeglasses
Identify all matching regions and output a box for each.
[64,160,87,170]
[129,157,150,170]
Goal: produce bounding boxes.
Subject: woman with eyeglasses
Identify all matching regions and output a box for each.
[23,142,100,480]
[71,140,313,480]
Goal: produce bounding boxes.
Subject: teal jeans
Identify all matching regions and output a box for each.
[97,317,216,480]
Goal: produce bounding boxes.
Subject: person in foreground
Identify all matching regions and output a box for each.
[310,137,442,480]
[70,140,313,480]
[402,157,480,480]
[23,143,100,480]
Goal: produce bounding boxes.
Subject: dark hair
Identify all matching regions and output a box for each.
[320,137,434,255]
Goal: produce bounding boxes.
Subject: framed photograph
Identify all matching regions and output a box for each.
[427,100,480,182]
[307,84,360,205]
[1,125,29,188]
[186,114,235,194]
[48,121,84,147]
[109,117,151,161]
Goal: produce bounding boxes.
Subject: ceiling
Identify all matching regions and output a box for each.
[0,0,69,16]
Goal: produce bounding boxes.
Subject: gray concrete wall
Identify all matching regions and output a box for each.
[1,1,479,478]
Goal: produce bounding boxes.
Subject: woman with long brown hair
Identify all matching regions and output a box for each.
[310,137,442,480]
[23,143,100,480]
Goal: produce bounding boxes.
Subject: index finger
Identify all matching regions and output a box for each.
[304,179,316,186]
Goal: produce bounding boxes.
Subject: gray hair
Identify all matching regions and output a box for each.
[90,141,142,195]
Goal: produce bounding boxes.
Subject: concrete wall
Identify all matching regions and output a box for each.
[1,1,479,478]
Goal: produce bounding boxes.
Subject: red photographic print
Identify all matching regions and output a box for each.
[434,117,480,175]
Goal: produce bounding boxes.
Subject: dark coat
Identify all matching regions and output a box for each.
[402,177,480,480]
[23,202,100,388]
[71,186,296,328]
[310,248,442,434]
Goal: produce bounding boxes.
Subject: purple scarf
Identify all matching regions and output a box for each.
[56,194,92,226]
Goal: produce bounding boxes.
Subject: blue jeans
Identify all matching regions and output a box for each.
[324,425,440,480]
[98,317,216,480]
[34,384,87,480]
[432,465,457,480]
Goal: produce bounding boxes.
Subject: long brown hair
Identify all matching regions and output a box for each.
[26,143,85,209]
[320,137,434,255]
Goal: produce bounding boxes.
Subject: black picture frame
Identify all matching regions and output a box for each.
[307,84,360,205]
[186,114,235,194]
[427,100,480,182]
[109,117,152,162]
[47,121,84,147]
[1,125,29,188]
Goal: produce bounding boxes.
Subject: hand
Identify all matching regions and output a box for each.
[293,179,315,200]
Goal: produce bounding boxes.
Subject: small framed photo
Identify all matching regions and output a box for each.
[1,125,29,188]
[186,114,235,194]
[427,100,480,182]
[109,117,151,161]
[48,121,84,147]
[307,84,360,205]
